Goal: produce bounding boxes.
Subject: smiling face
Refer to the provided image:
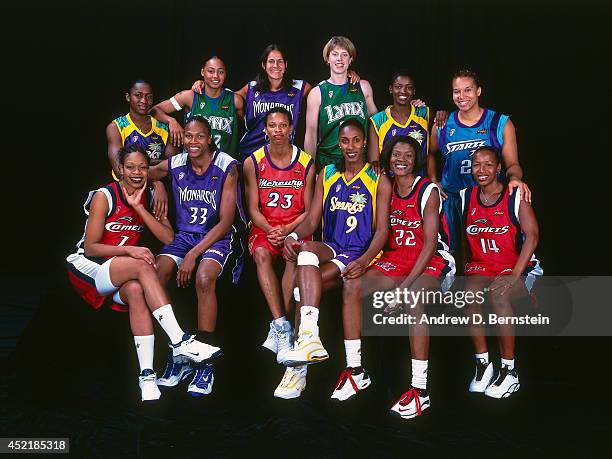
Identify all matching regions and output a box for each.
[126,82,153,116]
[389,142,416,177]
[264,111,291,146]
[471,149,501,186]
[452,76,481,112]
[201,58,226,90]
[119,151,149,189]
[326,46,352,75]
[263,49,286,83]
[390,75,416,107]
[183,120,212,158]
[339,124,365,164]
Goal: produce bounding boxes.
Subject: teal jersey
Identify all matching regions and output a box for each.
[187,89,239,158]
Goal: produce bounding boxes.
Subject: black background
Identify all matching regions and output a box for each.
[2,0,610,278]
[2,1,611,457]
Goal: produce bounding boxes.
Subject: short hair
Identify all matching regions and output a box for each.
[322,36,357,62]
[265,106,293,125]
[380,136,424,173]
[338,118,365,138]
[118,145,150,166]
[185,115,212,135]
[472,145,500,164]
[452,69,480,88]
[389,70,415,85]
[128,79,152,93]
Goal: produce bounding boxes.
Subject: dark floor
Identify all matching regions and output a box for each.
[1,267,611,458]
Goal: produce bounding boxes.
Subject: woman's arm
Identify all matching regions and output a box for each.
[147,158,170,181]
[234,92,245,121]
[243,156,273,233]
[359,80,378,116]
[83,192,155,264]
[175,164,239,287]
[122,184,174,245]
[501,119,530,202]
[397,188,441,289]
[343,174,392,279]
[150,90,193,147]
[489,194,539,295]
[106,122,123,177]
[304,87,321,159]
[367,120,382,175]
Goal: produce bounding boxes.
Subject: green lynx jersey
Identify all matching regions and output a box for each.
[187,88,238,158]
[316,81,367,170]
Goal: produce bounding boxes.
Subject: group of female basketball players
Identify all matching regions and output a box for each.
[66,36,541,419]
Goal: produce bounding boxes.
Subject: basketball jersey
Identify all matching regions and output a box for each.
[113,114,169,161]
[250,145,312,226]
[187,89,238,158]
[437,109,508,193]
[460,186,542,274]
[322,163,378,252]
[73,181,149,257]
[386,176,451,260]
[317,81,368,170]
[370,105,430,168]
[168,151,238,234]
[239,80,306,158]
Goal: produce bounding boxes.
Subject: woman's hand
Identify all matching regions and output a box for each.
[124,246,155,265]
[176,252,197,288]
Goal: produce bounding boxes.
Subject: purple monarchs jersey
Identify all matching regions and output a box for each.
[168,151,237,234]
[238,80,305,158]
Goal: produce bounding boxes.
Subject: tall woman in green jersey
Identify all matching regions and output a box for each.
[151,56,245,159]
[304,36,378,171]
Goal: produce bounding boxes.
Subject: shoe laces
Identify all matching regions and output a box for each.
[335,368,359,392]
[397,387,423,416]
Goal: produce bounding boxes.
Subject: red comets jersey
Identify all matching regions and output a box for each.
[250,145,312,226]
[460,186,540,273]
[74,182,149,257]
[387,176,450,261]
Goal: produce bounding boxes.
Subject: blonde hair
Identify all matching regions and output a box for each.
[322,36,357,62]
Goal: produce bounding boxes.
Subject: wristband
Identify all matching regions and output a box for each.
[170,96,181,111]
[285,232,299,241]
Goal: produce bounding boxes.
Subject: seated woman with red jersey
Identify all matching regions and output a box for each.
[460,146,542,399]
[66,146,221,402]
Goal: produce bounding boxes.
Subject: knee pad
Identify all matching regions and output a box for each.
[297,251,319,268]
[293,287,301,302]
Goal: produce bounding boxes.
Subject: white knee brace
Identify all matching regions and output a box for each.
[297,251,319,268]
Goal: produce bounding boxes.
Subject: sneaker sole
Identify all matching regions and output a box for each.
[390,402,430,419]
[284,354,328,367]
[331,380,372,402]
[485,382,520,399]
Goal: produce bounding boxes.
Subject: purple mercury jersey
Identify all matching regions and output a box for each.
[238,79,305,159]
[169,151,237,234]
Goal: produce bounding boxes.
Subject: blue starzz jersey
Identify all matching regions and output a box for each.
[168,151,237,234]
[438,109,508,193]
[322,163,379,252]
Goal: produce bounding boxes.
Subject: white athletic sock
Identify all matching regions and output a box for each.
[152,304,185,345]
[273,316,289,327]
[411,359,428,390]
[344,339,362,368]
[134,335,155,372]
[298,306,319,336]
[475,352,490,364]
[501,358,515,370]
